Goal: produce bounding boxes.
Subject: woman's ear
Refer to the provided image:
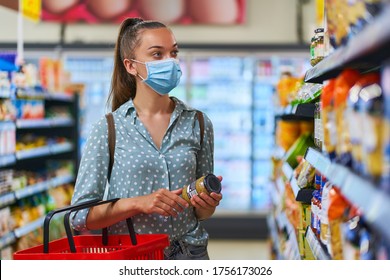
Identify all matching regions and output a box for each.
[123,59,137,76]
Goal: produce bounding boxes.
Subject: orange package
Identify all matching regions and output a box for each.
[327,187,350,260]
[334,69,361,157]
[346,72,380,171]
[321,79,336,155]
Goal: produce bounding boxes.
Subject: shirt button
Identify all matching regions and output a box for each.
[159,154,165,159]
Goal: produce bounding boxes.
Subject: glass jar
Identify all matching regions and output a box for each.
[182,174,221,205]
[310,28,325,66]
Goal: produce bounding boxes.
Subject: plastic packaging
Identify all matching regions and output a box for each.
[359,74,384,180]
[321,79,337,157]
[334,69,361,162]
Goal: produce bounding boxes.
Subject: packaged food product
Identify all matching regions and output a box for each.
[346,72,380,173]
[327,187,349,259]
[325,0,349,48]
[314,101,323,150]
[276,120,301,151]
[321,79,337,157]
[310,28,325,66]
[297,160,316,189]
[334,69,361,163]
[284,132,315,169]
[319,181,333,245]
[359,74,384,180]
[310,190,320,237]
[182,174,221,206]
[276,73,302,107]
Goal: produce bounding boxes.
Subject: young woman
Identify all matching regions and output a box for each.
[70,18,223,260]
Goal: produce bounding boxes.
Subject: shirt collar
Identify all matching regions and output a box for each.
[118,97,197,118]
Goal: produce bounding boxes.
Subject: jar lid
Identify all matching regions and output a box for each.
[204,174,221,194]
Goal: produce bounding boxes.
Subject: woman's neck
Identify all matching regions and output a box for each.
[133,92,174,117]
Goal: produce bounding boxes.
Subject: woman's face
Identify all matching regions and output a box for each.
[125,27,179,77]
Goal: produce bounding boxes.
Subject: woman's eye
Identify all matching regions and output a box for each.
[171,50,179,57]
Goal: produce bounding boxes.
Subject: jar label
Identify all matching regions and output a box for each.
[186,181,198,199]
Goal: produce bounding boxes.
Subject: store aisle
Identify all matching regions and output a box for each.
[208,239,271,260]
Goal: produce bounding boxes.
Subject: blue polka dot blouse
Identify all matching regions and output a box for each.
[71,97,214,246]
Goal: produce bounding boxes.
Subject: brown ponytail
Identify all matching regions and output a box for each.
[107,18,167,112]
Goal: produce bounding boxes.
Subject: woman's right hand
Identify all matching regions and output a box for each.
[137,188,189,217]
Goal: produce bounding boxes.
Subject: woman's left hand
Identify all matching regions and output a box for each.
[192,175,223,220]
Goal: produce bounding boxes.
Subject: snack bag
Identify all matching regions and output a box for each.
[334,69,360,161]
[297,160,316,189]
[327,187,350,259]
[321,79,337,157]
[359,74,384,180]
[347,73,380,173]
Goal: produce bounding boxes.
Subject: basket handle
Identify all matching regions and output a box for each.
[43,198,137,253]
[63,200,138,253]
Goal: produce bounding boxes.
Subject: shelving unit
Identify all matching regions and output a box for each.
[304,5,390,84]
[269,4,390,260]
[0,84,80,256]
[305,147,390,244]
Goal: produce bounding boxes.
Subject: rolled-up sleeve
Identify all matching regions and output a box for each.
[70,117,110,231]
[196,112,214,178]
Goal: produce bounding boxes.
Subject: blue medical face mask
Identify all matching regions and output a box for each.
[131,58,182,95]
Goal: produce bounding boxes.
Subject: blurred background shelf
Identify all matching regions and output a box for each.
[305,6,390,83]
[304,147,390,243]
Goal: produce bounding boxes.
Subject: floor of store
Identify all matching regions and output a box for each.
[208,239,271,260]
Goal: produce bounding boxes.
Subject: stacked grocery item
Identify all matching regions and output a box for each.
[320,69,388,188]
[0,161,75,260]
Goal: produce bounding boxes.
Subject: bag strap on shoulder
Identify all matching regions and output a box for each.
[196,110,204,146]
[105,113,115,181]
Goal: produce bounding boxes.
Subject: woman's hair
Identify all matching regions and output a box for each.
[107,18,167,111]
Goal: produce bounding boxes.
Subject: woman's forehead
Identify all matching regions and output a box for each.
[138,28,177,49]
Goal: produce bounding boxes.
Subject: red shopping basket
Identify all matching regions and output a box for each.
[13,199,169,260]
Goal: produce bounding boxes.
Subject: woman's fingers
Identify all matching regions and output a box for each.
[151,189,189,216]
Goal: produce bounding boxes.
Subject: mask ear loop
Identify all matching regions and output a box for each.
[131,59,147,81]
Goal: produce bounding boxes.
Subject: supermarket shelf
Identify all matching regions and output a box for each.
[267,214,284,260]
[305,6,390,83]
[304,147,390,243]
[16,146,51,160]
[0,192,16,208]
[290,177,315,204]
[0,154,16,168]
[0,174,74,208]
[0,231,16,250]
[14,216,45,238]
[282,162,293,180]
[276,213,301,260]
[16,118,74,129]
[0,120,15,130]
[304,148,331,175]
[13,87,74,102]
[277,103,315,120]
[271,177,285,206]
[44,93,75,102]
[283,162,314,204]
[305,226,331,260]
[15,174,75,200]
[15,86,45,99]
[0,88,11,98]
[15,142,73,160]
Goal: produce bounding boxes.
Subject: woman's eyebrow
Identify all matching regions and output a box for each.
[147,43,178,50]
